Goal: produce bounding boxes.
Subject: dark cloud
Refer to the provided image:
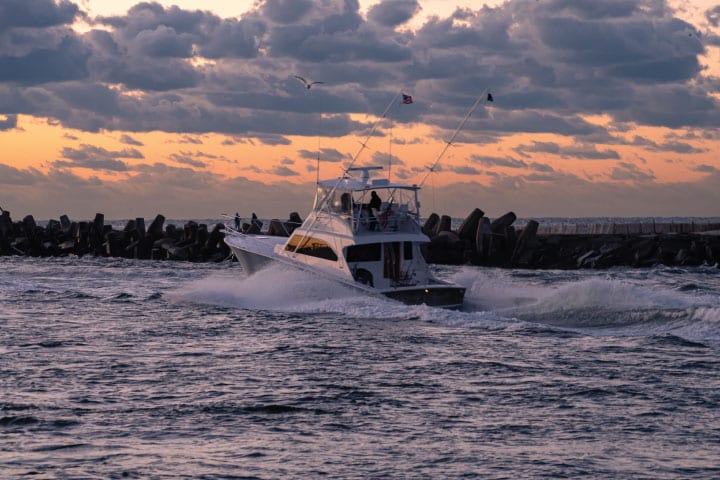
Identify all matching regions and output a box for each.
[96,3,208,39]
[469,153,555,173]
[630,135,707,153]
[449,165,482,175]
[120,134,144,146]
[269,165,299,176]
[706,6,720,27]
[169,152,206,168]
[299,147,348,163]
[543,0,642,20]
[0,0,716,205]
[370,151,405,166]
[367,0,420,27]
[177,135,204,144]
[694,164,718,173]
[0,36,90,84]
[197,17,266,59]
[0,163,43,185]
[514,142,620,160]
[261,0,314,24]
[255,133,292,146]
[0,0,80,32]
[610,161,656,182]
[471,155,528,169]
[131,25,195,58]
[0,114,17,130]
[57,144,144,171]
[62,144,143,159]
[194,151,219,159]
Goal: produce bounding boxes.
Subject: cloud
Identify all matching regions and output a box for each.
[0,114,17,130]
[0,36,91,84]
[57,144,144,171]
[0,0,80,32]
[261,0,314,24]
[298,147,348,163]
[177,135,204,144]
[449,164,482,175]
[514,141,620,160]
[609,161,656,182]
[255,133,292,146]
[169,153,207,168]
[367,0,421,27]
[0,161,318,220]
[370,151,405,166]
[629,135,707,154]
[120,134,143,146]
[694,164,718,173]
[268,165,299,176]
[706,6,720,27]
[429,167,720,218]
[0,0,715,139]
[0,0,719,220]
[0,163,43,185]
[471,155,528,169]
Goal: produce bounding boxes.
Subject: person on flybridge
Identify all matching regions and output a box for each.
[368,190,382,230]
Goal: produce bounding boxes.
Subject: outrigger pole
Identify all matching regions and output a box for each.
[291,91,403,252]
[418,88,491,187]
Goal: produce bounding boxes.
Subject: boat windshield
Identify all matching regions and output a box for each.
[313,184,421,233]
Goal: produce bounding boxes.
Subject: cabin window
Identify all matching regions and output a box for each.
[404,241,413,260]
[345,243,381,262]
[286,235,338,261]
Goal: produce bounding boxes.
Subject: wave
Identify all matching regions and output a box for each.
[451,266,720,348]
[170,263,720,347]
[168,265,512,326]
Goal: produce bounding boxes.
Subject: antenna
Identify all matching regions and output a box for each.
[348,166,383,185]
[419,88,492,187]
[388,121,393,181]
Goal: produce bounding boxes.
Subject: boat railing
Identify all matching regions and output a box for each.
[349,204,419,234]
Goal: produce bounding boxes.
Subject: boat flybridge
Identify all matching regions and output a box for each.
[224,166,466,308]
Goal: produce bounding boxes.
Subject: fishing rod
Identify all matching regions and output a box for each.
[291,91,403,252]
[419,88,492,187]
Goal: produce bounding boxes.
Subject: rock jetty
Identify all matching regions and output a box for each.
[0,210,230,262]
[422,209,720,269]
[1,208,719,269]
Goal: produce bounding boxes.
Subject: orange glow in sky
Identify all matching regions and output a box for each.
[1,0,719,219]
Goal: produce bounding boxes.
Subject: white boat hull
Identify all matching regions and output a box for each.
[225,232,465,308]
[225,234,285,275]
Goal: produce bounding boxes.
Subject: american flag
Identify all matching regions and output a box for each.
[402,94,413,104]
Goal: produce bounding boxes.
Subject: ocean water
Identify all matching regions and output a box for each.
[1,255,719,479]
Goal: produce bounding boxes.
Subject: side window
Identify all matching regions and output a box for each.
[345,243,382,262]
[404,241,413,260]
[286,235,338,261]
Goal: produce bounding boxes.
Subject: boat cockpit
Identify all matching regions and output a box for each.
[314,178,422,235]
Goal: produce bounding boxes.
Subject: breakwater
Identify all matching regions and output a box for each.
[422,209,720,269]
[0,210,230,262]
[1,208,719,269]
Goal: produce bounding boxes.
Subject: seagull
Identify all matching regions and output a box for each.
[294,75,324,89]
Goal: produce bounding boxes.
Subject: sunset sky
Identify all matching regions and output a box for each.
[1,0,719,220]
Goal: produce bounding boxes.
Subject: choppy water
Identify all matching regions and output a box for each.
[1,255,719,479]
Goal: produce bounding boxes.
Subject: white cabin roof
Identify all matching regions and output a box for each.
[317,177,419,192]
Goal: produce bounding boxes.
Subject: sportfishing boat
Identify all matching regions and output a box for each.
[224,166,466,308]
[223,88,495,308]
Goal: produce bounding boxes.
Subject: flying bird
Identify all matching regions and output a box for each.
[294,75,324,89]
